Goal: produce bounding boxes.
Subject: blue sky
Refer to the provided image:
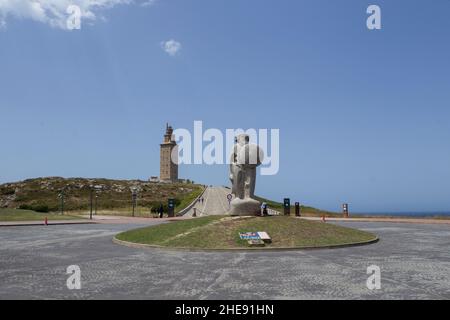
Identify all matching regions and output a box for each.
[1,0,449,213]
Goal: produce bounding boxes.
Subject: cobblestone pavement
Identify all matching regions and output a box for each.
[0,221,449,300]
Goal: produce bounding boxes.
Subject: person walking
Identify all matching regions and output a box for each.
[261,202,268,216]
[158,204,164,218]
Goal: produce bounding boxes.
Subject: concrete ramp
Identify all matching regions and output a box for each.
[184,187,233,217]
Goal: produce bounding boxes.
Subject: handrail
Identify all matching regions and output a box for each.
[177,186,208,217]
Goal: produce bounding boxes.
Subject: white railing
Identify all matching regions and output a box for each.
[178,186,208,217]
[267,208,281,216]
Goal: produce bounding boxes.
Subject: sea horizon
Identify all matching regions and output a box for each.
[354,211,450,217]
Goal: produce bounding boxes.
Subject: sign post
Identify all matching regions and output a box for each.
[343,203,349,218]
[168,198,175,217]
[227,194,233,209]
[283,198,290,216]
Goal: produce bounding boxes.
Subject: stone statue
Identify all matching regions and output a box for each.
[229,134,264,216]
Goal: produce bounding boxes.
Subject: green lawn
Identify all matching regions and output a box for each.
[116,215,223,245]
[0,208,83,222]
[116,215,377,249]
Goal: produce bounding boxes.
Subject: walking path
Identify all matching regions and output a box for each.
[0,215,191,227]
[183,186,232,217]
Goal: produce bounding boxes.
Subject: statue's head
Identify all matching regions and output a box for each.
[235,134,250,147]
[234,134,264,167]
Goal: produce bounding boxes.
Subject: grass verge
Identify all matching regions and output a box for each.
[116,215,377,249]
[115,215,224,245]
[0,208,83,222]
[254,196,341,217]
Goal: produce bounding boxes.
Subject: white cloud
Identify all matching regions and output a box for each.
[161,39,181,56]
[0,0,152,30]
[141,0,156,7]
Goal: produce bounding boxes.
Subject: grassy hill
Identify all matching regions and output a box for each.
[0,177,204,215]
[0,177,336,218]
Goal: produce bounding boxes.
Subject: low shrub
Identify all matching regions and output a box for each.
[0,187,15,195]
[34,205,49,213]
[18,203,49,213]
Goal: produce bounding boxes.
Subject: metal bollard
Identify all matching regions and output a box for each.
[295,202,301,217]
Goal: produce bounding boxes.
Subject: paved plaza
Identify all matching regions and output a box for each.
[0,219,449,300]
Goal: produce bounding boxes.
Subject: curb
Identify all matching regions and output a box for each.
[113,236,379,253]
[0,221,97,227]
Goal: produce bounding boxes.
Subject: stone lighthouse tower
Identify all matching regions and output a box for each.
[160,123,178,182]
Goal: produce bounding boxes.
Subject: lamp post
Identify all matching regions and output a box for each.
[58,189,65,215]
[95,193,98,216]
[131,187,138,217]
[93,185,102,216]
[89,185,94,220]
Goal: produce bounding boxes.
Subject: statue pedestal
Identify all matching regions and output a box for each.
[230,198,261,216]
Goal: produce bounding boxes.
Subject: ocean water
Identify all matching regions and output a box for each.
[355,212,450,218]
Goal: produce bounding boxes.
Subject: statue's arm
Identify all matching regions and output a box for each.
[229,150,236,181]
